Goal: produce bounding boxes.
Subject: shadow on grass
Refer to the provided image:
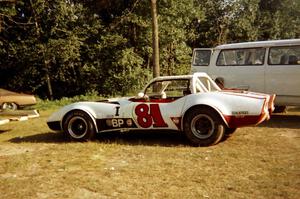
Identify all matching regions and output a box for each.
[259,114,300,129]
[95,130,191,147]
[0,129,12,134]
[9,132,67,143]
[8,130,191,146]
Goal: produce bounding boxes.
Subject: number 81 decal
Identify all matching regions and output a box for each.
[135,104,168,128]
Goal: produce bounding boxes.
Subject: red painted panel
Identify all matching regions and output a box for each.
[223,115,264,128]
[129,98,174,103]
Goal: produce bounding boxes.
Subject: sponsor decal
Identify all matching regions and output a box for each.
[232,111,249,115]
[98,118,137,130]
[231,111,249,118]
[115,106,120,116]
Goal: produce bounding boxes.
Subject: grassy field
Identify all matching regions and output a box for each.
[0,107,299,199]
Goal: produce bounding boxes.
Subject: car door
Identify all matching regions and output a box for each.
[131,98,187,131]
[130,79,190,130]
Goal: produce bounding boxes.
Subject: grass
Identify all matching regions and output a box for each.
[0,105,299,199]
[33,93,106,111]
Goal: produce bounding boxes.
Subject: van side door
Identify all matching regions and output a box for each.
[266,45,300,105]
[209,48,266,92]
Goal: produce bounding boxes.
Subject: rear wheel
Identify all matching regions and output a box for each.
[184,107,225,146]
[63,110,96,141]
[225,127,237,135]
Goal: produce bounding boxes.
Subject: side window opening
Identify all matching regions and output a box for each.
[193,49,211,66]
[164,80,191,97]
[268,46,300,65]
[145,79,191,99]
[217,48,265,66]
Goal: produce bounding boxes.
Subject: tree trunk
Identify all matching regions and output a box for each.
[30,0,53,100]
[150,0,159,78]
[44,59,53,100]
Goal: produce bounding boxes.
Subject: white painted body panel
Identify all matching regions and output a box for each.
[183,92,265,116]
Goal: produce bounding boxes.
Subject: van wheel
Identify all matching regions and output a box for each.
[184,107,225,146]
[63,110,95,141]
[273,106,287,113]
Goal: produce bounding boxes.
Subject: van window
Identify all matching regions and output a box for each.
[192,50,211,66]
[268,46,300,65]
[216,48,265,66]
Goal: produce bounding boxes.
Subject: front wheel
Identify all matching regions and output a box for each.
[63,110,96,141]
[184,108,225,146]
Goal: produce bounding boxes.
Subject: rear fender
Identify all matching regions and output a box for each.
[181,104,229,131]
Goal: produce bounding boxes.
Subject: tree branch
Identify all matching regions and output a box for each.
[0,13,34,25]
[109,0,141,30]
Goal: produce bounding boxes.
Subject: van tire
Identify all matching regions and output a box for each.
[273,106,287,113]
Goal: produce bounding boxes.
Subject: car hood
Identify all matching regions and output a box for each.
[96,96,136,105]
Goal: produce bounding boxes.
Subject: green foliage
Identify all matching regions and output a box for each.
[257,0,300,40]
[191,0,300,47]
[33,90,103,111]
[103,48,151,96]
[0,0,299,99]
[158,0,203,75]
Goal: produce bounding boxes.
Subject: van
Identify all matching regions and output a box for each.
[191,39,300,108]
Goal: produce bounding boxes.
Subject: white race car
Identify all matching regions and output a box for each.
[47,73,275,146]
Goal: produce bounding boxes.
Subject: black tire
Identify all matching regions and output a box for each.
[1,102,18,110]
[225,127,237,135]
[273,106,287,113]
[63,110,96,141]
[184,107,225,146]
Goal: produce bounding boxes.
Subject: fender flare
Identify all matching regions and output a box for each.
[61,108,99,133]
[181,104,229,131]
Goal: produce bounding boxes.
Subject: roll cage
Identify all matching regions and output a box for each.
[134,73,221,102]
